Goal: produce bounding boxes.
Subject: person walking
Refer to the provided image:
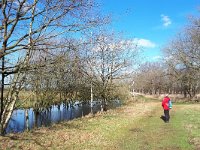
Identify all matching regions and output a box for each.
[161,95,172,123]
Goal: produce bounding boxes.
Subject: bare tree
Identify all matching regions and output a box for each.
[0,0,104,135]
[133,62,166,95]
[82,32,138,111]
[162,15,200,98]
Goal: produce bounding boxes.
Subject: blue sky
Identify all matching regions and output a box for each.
[98,0,200,61]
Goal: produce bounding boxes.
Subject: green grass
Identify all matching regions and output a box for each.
[0,99,199,150]
[175,105,200,148]
[119,106,195,150]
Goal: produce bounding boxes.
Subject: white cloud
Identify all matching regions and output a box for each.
[133,38,156,48]
[161,14,172,27]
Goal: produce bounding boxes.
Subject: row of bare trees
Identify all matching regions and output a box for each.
[0,0,139,135]
[25,31,138,110]
[0,0,104,135]
[132,15,200,99]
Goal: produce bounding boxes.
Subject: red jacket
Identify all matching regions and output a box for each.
[162,96,170,110]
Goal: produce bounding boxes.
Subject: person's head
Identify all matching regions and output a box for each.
[165,93,170,97]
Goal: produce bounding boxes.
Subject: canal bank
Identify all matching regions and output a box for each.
[0,99,199,150]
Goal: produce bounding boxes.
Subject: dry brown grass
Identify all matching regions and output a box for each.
[0,99,199,150]
[0,101,158,150]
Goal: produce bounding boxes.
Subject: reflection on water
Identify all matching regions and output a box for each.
[6,100,120,134]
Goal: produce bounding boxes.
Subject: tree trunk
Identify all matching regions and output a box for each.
[0,92,18,135]
[25,109,29,131]
[101,98,107,112]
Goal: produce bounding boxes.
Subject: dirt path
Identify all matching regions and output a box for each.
[118,101,200,150]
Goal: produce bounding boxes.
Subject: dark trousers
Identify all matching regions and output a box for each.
[164,110,170,122]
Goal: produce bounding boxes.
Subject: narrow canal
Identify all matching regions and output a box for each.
[6,100,121,134]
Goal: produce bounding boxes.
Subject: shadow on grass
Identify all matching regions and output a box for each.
[3,132,48,150]
[160,115,166,123]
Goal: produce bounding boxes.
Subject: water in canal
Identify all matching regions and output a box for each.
[6,100,121,134]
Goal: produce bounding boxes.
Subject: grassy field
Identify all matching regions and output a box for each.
[0,97,199,150]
